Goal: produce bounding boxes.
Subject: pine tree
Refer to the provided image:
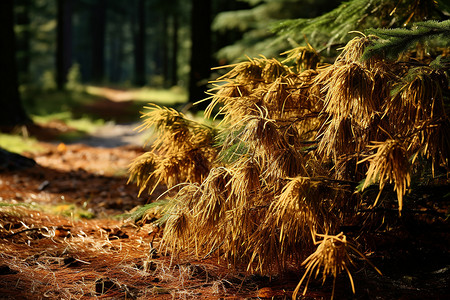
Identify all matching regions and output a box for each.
[128,3,449,299]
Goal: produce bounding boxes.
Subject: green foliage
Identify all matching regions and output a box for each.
[363,20,450,60]
[213,0,341,63]
[66,63,84,92]
[119,199,169,223]
[0,201,95,220]
[0,133,41,154]
[272,0,449,54]
[40,70,57,91]
[273,0,370,49]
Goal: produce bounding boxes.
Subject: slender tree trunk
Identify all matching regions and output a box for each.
[170,13,179,87]
[151,13,163,83]
[133,0,146,86]
[56,0,73,90]
[0,0,30,127]
[162,11,169,88]
[189,0,212,110]
[108,11,125,83]
[91,0,106,83]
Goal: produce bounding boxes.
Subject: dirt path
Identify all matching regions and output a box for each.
[73,122,149,148]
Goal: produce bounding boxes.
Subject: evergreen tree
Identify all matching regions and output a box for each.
[128,2,450,299]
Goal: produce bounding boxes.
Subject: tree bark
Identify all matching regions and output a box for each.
[91,0,106,83]
[15,0,31,84]
[56,0,73,90]
[0,0,31,127]
[133,0,146,86]
[170,13,179,87]
[189,0,212,111]
[162,11,169,87]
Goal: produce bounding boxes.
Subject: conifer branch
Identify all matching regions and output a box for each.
[362,20,450,61]
[272,0,449,53]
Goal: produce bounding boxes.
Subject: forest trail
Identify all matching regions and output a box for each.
[73,121,148,148]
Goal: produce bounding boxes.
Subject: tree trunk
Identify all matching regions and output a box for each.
[162,11,169,88]
[189,0,212,111]
[133,0,146,86]
[170,13,179,87]
[91,0,106,83]
[107,8,126,83]
[56,0,73,90]
[0,0,31,127]
[15,0,31,84]
[161,8,171,88]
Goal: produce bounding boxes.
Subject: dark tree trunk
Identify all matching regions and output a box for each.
[170,13,179,87]
[56,0,73,90]
[91,0,106,83]
[0,0,30,127]
[15,0,31,84]
[162,11,169,88]
[189,0,212,111]
[151,13,163,83]
[107,8,126,83]
[133,0,146,86]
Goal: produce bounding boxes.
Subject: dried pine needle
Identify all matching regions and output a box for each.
[359,140,411,212]
[293,232,381,300]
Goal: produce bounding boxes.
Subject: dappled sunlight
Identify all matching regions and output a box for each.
[85,85,187,105]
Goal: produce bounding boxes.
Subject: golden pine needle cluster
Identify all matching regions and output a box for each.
[129,36,449,298]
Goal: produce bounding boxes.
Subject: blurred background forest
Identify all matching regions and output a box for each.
[1,0,341,132]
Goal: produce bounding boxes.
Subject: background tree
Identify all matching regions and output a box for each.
[133,0,146,86]
[91,0,107,83]
[188,0,212,110]
[56,0,73,90]
[0,0,30,127]
[14,0,31,85]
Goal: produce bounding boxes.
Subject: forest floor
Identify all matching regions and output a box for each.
[0,89,449,299]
